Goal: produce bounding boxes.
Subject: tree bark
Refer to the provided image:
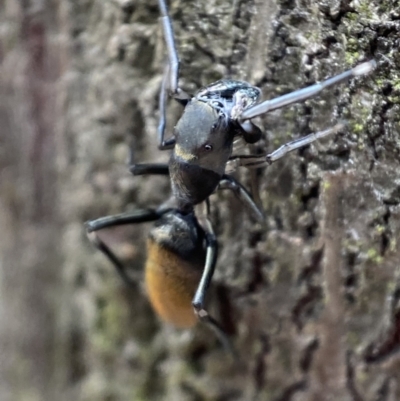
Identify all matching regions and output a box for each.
[0,0,399,400]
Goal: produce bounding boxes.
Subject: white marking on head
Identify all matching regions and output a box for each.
[174,144,197,161]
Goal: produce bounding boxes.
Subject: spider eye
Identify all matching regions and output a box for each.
[204,144,213,151]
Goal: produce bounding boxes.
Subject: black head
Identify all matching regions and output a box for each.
[173,99,234,174]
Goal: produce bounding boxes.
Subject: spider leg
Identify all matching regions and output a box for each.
[158,0,191,98]
[157,0,190,149]
[158,64,176,150]
[192,203,235,356]
[228,123,345,169]
[158,0,179,95]
[129,163,169,176]
[85,209,169,285]
[240,60,376,120]
[218,175,265,223]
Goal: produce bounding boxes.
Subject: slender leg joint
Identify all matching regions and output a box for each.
[192,303,208,318]
[85,228,137,287]
[193,301,237,357]
[228,122,346,170]
[205,232,217,247]
[84,209,169,286]
[219,175,265,223]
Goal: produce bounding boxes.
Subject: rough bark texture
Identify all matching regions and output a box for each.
[0,0,399,400]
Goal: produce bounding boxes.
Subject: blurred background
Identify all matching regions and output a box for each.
[0,0,399,400]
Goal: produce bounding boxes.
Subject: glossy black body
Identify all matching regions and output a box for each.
[168,82,262,209]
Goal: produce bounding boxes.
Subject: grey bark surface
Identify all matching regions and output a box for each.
[0,0,399,400]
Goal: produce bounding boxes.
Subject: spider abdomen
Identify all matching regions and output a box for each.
[145,238,203,328]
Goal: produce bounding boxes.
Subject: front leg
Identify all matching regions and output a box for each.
[157,0,190,150]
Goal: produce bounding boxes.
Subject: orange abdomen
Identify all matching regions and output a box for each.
[145,239,203,328]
